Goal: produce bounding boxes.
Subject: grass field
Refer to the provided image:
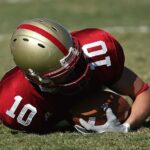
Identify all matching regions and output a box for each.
[0,0,150,149]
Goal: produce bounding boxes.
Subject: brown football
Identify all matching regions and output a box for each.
[70,91,131,126]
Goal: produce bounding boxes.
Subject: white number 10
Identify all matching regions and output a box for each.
[6,96,37,126]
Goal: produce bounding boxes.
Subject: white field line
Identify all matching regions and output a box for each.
[104,26,150,33]
[2,0,31,3]
[0,26,149,41]
[0,0,50,3]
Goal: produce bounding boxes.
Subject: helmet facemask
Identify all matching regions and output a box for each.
[26,39,91,94]
[25,44,82,93]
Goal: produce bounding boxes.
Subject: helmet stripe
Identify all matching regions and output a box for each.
[17,24,68,55]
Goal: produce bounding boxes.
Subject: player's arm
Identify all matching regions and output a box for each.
[110,66,150,129]
[75,66,150,133]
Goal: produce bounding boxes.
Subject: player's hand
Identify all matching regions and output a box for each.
[74,105,130,134]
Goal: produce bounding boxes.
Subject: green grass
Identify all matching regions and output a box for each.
[0,0,150,33]
[0,0,150,149]
[0,125,150,150]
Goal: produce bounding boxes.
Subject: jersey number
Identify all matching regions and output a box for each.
[82,41,111,69]
[6,95,37,126]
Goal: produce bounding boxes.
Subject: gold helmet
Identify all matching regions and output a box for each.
[11,18,90,94]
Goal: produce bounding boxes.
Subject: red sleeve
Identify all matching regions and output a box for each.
[135,83,149,97]
[0,67,58,132]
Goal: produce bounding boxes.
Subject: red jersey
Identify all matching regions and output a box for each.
[0,67,72,133]
[0,28,124,132]
[72,28,124,85]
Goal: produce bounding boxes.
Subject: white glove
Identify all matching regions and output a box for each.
[74,105,130,134]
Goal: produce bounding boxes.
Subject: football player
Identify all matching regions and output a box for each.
[0,18,150,133]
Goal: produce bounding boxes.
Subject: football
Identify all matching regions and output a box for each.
[70,91,131,126]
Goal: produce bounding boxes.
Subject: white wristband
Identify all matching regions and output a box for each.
[123,123,131,132]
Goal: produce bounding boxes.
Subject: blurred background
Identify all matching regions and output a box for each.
[0,1,150,149]
[0,0,150,82]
